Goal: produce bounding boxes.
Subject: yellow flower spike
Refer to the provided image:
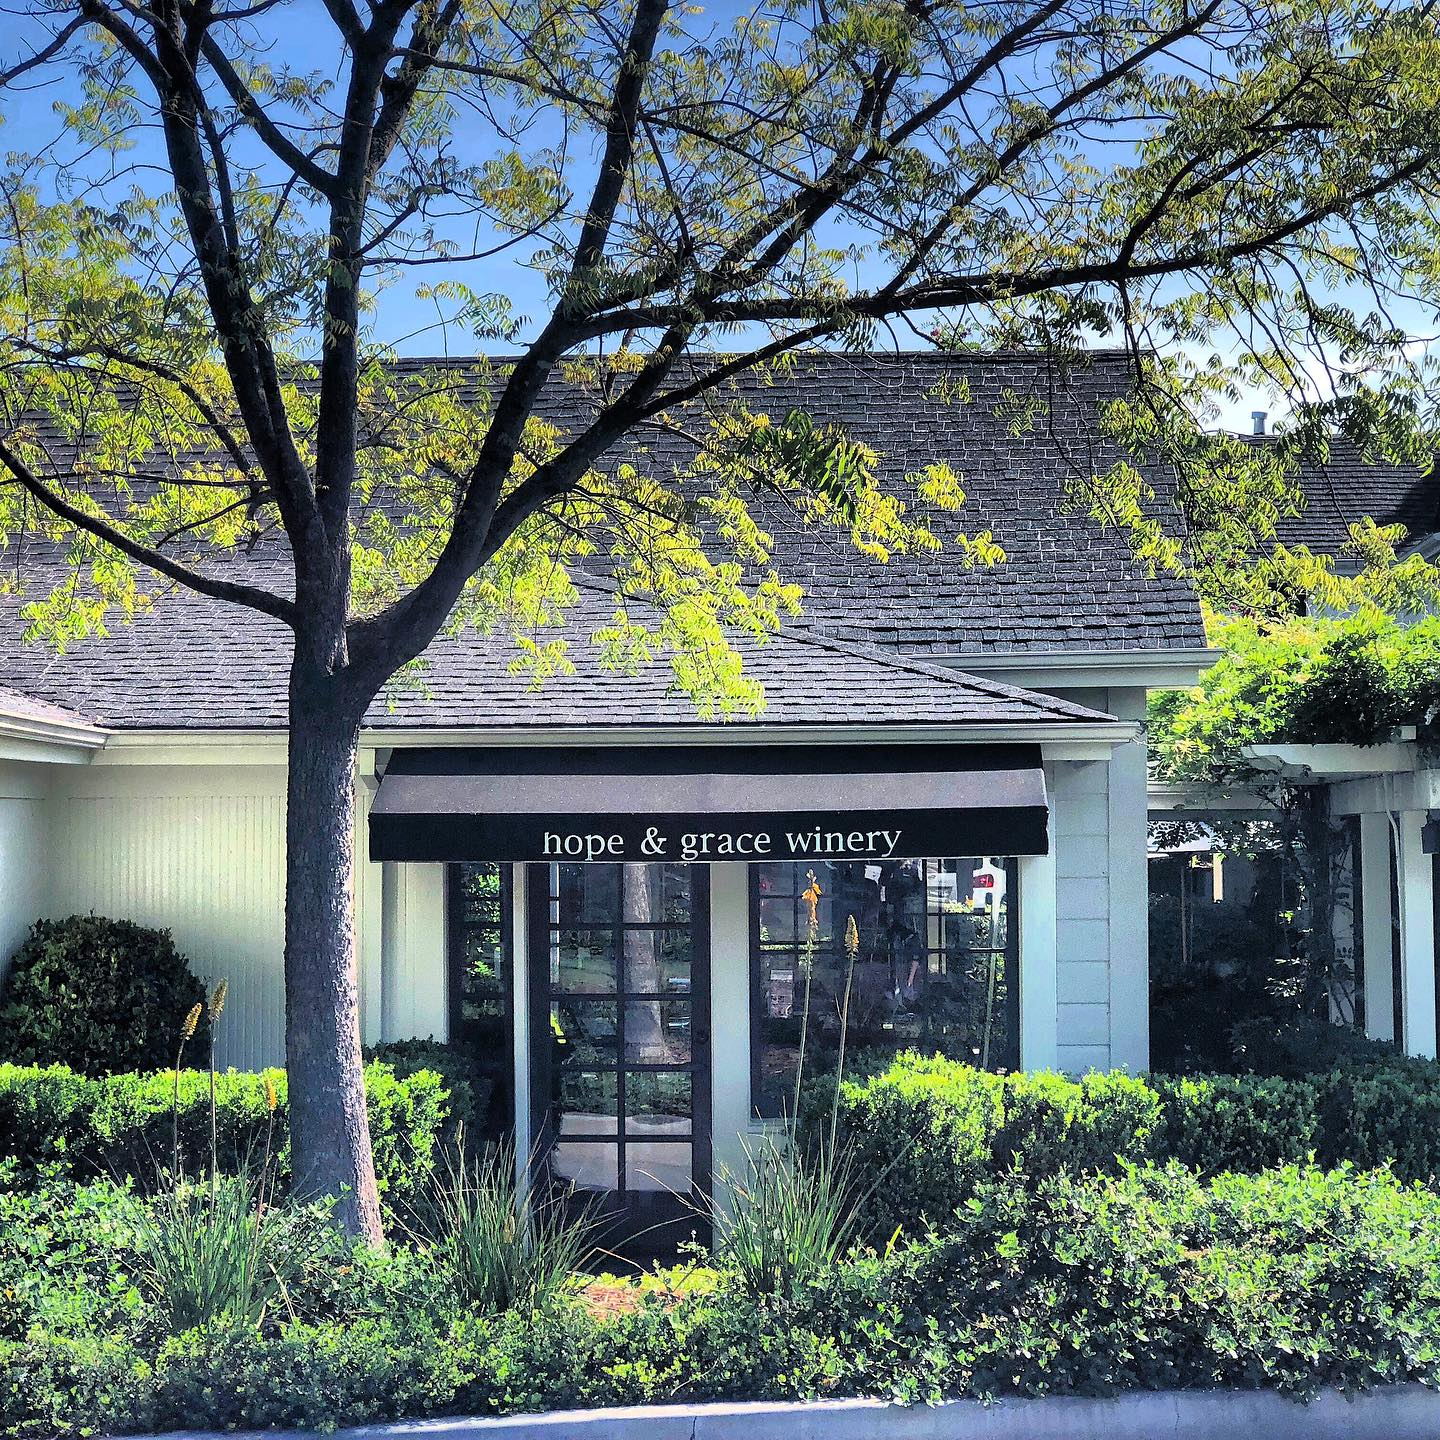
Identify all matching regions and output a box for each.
[844,914,859,958]
[180,1002,202,1041]
[264,1074,278,1113]
[208,979,228,1023]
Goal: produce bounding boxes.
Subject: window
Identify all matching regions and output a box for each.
[447,863,512,1040]
[445,863,514,1140]
[749,858,1018,1118]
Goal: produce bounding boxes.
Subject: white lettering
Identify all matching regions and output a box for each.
[880,829,902,857]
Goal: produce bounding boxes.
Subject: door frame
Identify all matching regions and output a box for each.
[525,862,713,1245]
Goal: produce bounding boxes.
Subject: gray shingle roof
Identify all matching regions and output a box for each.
[5,349,1209,658]
[526,350,1208,656]
[1265,437,1436,553]
[0,685,97,728]
[1,578,1114,732]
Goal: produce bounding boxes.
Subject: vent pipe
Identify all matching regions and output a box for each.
[1251,410,1267,436]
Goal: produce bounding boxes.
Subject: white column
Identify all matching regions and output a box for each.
[1019,843,1059,1071]
[708,862,752,1193]
[511,863,532,1193]
[1397,810,1437,1058]
[355,754,384,1047]
[1359,811,1395,1042]
[1106,688,1150,1071]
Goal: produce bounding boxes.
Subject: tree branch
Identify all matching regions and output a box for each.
[0,436,297,624]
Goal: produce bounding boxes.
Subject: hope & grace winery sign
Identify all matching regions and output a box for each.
[541,823,909,863]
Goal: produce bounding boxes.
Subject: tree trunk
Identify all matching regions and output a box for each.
[283,680,383,1244]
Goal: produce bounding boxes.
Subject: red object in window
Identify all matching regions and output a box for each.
[972,871,996,889]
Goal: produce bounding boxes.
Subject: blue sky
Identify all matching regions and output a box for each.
[1,0,1390,434]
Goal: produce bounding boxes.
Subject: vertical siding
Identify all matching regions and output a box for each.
[0,761,50,981]
[46,767,288,1070]
[380,862,448,1041]
[1052,753,1113,1072]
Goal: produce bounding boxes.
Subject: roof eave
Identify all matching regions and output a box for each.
[90,719,1139,768]
[931,647,1217,689]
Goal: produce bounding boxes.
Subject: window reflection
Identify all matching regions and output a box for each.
[751,858,1018,1118]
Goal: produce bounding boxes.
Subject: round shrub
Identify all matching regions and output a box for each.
[0,916,210,1076]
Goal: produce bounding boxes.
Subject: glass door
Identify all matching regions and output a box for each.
[528,862,711,1258]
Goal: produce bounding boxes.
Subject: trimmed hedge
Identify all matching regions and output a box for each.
[364,1038,494,1146]
[824,1051,1440,1239]
[0,1062,447,1217]
[4,1161,1440,1435]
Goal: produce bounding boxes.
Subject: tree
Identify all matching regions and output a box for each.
[4,0,1440,1239]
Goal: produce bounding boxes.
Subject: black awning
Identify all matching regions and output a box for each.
[368,743,1048,863]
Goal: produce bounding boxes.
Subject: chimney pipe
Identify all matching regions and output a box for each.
[1251,410,1267,436]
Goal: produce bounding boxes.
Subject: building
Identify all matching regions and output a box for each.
[1148,430,1440,1062]
[0,349,1251,1240]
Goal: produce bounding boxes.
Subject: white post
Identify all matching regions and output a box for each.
[511,863,532,1194]
[708,862,752,1203]
[1397,810,1437,1059]
[1106,688,1151,1071]
[355,750,385,1046]
[1359,811,1395,1042]
[1019,844,1059,1071]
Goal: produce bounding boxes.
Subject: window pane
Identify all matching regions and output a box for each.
[554,864,620,925]
[552,1139,617,1192]
[557,1070,618,1127]
[552,930,615,992]
[458,864,504,923]
[552,1001,619,1064]
[625,1070,691,1126]
[749,858,1017,1116]
[625,1142,691,1194]
[625,1000,691,1064]
[622,928,693,992]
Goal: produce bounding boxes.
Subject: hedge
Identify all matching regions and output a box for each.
[0,1062,447,1217]
[4,1161,1440,1435]
[823,1051,1440,1239]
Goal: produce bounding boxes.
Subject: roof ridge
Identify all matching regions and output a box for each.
[573,576,1114,725]
[386,346,1136,368]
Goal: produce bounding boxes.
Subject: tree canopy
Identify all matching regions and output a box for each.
[1150,612,1440,787]
[2,0,1440,689]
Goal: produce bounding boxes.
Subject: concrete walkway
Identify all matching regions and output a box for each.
[137,1383,1440,1440]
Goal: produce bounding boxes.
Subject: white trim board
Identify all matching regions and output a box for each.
[92,721,1138,767]
[933,647,1217,690]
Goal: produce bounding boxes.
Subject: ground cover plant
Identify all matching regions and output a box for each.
[7,1029,1440,1435]
[4,1159,1440,1435]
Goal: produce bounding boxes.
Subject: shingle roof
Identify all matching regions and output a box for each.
[1266,438,1436,553]
[526,350,1208,656]
[5,349,1209,658]
[0,685,97,729]
[0,578,1115,732]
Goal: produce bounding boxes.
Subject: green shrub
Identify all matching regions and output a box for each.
[0,1168,146,1343]
[1151,1073,1320,1173]
[364,1038,492,1145]
[823,1054,1002,1238]
[0,1062,447,1218]
[7,1162,1440,1435]
[826,1057,1160,1238]
[993,1068,1162,1175]
[828,1050,1440,1238]
[0,917,209,1076]
[1318,1064,1440,1182]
